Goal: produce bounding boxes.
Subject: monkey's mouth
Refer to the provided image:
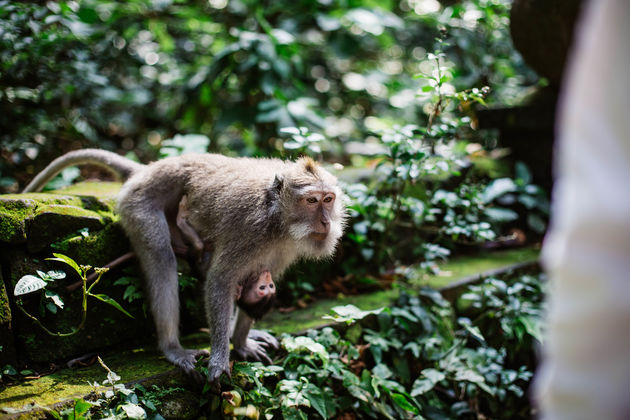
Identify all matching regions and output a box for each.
[309,232,328,241]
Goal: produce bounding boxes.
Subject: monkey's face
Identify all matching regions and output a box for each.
[302,191,336,241]
[287,185,345,250]
[240,271,275,305]
[277,157,346,257]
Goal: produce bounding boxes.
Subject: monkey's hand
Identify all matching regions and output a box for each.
[207,361,231,393]
[233,338,273,364]
[164,347,210,383]
[248,329,280,351]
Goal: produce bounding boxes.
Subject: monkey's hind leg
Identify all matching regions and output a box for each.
[121,207,209,379]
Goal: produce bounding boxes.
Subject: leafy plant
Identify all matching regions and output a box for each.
[13,253,132,337]
[187,272,544,419]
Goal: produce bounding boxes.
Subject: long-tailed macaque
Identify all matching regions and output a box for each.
[24,149,346,390]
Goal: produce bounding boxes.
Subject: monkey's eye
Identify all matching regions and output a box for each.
[259,285,266,290]
[306,197,318,204]
[323,196,333,203]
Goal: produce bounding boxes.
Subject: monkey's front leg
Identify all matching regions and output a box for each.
[206,271,236,392]
[231,310,278,363]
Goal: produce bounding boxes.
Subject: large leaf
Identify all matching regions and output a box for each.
[47,253,82,276]
[14,275,46,296]
[322,304,384,325]
[518,315,544,343]
[390,393,419,414]
[72,399,93,417]
[120,403,147,419]
[481,178,517,203]
[411,368,445,396]
[515,161,532,184]
[282,337,329,363]
[484,207,519,222]
[303,383,330,419]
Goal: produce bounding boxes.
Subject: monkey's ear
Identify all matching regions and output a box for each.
[266,174,284,206]
[272,174,284,192]
[297,156,318,174]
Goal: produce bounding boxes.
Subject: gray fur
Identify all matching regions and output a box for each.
[25,149,346,390]
[23,149,143,193]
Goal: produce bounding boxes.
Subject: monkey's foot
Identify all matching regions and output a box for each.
[248,329,279,351]
[233,338,273,364]
[164,347,210,382]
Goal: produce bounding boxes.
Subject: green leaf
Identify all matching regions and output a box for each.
[45,290,65,309]
[515,161,532,184]
[304,384,328,419]
[120,402,147,419]
[454,369,493,395]
[458,318,485,344]
[90,294,134,318]
[47,253,82,277]
[3,365,18,376]
[323,304,384,325]
[14,275,46,296]
[481,178,517,203]
[390,393,419,414]
[411,368,445,396]
[518,315,544,343]
[73,398,93,416]
[46,270,67,280]
[484,207,519,222]
[527,213,547,234]
[282,337,328,363]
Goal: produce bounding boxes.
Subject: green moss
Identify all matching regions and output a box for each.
[415,247,540,288]
[0,198,36,243]
[52,222,129,267]
[1,193,83,206]
[259,246,540,334]
[52,181,121,198]
[0,188,117,244]
[0,335,209,412]
[258,289,399,335]
[33,204,103,220]
[0,276,10,325]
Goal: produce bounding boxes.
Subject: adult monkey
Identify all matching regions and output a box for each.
[24,149,346,390]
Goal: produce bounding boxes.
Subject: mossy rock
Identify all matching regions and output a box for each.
[0,197,37,244]
[0,185,118,251]
[27,204,107,253]
[0,267,17,368]
[0,183,152,364]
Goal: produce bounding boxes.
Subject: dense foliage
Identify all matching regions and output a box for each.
[1,0,537,184]
[79,272,544,419]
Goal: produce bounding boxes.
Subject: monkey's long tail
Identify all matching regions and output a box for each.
[23,148,145,193]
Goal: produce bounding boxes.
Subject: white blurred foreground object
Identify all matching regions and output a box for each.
[536,1,630,419]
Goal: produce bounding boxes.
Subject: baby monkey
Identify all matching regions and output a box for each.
[175,195,276,320]
[234,270,276,320]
